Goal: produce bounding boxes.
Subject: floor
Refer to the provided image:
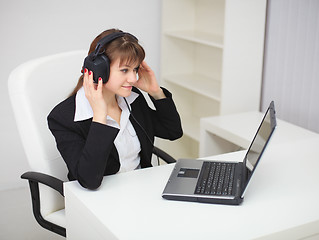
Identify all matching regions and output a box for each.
[0,187,64,240]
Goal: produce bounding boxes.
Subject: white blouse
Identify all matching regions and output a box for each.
[74,87,141,173]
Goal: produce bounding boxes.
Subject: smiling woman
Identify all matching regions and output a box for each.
[47,28,183,190]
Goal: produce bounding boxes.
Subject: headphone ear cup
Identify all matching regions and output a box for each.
[83,53,110,84]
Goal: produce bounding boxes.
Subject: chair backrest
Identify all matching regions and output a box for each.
[8,50,87,216]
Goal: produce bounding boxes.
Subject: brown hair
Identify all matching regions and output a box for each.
[69,28,145,96]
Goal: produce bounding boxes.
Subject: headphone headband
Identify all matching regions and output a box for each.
[94,31,138,57]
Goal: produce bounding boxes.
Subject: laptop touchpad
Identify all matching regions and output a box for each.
[177,168,200,178]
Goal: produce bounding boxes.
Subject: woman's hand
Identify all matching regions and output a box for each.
[134,61,166,100]
[83,69,107,124]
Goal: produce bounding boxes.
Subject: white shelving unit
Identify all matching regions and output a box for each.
[158,0,267,159]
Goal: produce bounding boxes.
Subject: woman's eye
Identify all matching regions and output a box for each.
[121,69,128,73]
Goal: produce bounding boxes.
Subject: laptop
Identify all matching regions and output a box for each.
[162,101,277,205]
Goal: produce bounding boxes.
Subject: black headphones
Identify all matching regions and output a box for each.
[83,31,138,84]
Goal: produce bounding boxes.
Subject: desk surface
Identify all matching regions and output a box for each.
[200,111,319,156]
[65,116,319,240]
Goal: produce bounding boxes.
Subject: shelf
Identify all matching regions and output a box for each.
[161,0,266,159]
[164,30,224,49]
[163,73,221,102]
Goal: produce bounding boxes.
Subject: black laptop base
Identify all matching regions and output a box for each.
[162,194,244,205]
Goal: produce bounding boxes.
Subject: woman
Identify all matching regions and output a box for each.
[47,29,183,190]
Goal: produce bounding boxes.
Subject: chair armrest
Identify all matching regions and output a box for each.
[21,171,64,197]
[153,146,176,164]
[21,171,66,237]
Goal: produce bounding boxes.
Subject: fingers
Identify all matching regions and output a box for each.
[83,69,97,86]
[138,61,149,78]
[140,60,151,71]
[83,68,89,91]
[88,70,94,88]
[83,69,103,93]
[97,77,103,92]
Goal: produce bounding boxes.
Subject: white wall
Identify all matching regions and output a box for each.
[0,0,161,190]
[261,0,319,133]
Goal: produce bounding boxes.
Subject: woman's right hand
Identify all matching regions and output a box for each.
[83,69,107,124]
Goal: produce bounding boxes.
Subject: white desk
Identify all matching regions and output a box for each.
[200,111,318,157]
[64,117,319,240]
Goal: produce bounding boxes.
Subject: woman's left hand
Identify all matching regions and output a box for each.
[134,61,165,100]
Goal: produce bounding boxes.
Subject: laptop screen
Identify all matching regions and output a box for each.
[242,101,277,193]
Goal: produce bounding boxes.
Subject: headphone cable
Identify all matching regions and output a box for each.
[124,97,160,166]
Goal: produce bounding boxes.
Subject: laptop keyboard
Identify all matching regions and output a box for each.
[195,161,236,196]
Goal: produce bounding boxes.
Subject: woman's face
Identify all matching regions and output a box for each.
[104,57,139,97]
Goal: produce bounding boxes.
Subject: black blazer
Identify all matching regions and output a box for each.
[47,87,183,189]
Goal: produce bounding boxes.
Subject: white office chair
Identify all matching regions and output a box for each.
[8,51,177,237]
[8,50,87,237]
